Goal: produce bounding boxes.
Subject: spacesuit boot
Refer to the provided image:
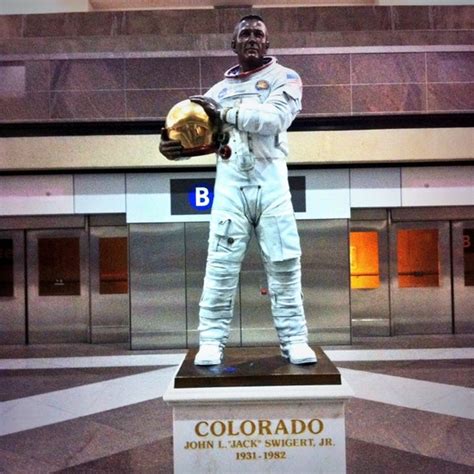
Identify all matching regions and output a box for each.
[194,259,240,365]
[280,342,317,364]
[266,258,317,365]
[194,343,223,365]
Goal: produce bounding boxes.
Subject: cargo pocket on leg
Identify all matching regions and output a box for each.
[258,214,301,262]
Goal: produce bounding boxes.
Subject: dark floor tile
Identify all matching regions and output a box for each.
[0,447,59,474]
[92,398,173,440]
[347,438,473,474]
[345,398,474,466]
[0,366,162,402]
[336,360,474,388]
[0,418,147,471]
[352,53,425,84]
[58,436,173,473]
[352,83,425,113]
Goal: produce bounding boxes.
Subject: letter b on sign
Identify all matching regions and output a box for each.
[187,183,214,211]
[195,187,210,207]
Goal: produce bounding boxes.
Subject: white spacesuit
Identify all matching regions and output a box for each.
[195,56,316,365]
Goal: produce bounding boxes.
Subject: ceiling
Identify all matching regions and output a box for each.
[88,0,376,9]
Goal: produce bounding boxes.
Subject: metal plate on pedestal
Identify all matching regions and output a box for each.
[174,346,340,388]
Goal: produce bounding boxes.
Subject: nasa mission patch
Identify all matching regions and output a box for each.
[255,80,270,91]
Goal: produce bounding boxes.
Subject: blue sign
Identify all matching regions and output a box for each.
[170,178,216,215]
[188,184,214,211]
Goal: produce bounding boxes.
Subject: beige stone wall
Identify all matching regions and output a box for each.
[1,127,471,171]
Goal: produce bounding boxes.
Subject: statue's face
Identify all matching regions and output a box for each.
[232,19,269,71]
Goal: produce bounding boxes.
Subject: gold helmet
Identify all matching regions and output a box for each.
[165,99,218,157]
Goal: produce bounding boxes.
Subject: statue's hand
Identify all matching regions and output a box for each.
[190,96,222,125]
[159,127,184,161]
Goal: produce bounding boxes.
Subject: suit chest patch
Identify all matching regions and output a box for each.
[255,80,270,91]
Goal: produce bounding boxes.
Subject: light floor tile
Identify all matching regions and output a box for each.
[0,353,186,370]
[0,366,177,436]
[340,368,474,420]
[327,348,474,362]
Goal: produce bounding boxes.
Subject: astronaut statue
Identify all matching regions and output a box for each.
[160,15,317,366]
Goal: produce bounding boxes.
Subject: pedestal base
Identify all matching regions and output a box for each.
[164,347,353,474]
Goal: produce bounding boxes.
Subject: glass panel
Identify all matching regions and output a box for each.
[464,228,474,287]
[0,239,14,297]
[99,237,128,294]
[398,229,439,288]
[38,238,80,296]
[350,231,380,289]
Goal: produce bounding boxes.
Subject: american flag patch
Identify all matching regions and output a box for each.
[286,71,302,88]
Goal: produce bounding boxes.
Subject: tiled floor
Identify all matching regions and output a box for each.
[0,335,473,473]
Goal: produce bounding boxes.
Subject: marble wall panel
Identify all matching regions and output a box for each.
[126,58,199,90]
[50,91,125,119]
[25,61,50,91]
[278,54,350,86]
[352,84,425,114]
[352,53,425,85]
[66,12,123,37]
[427,52,474,83]
[23,14,69,38]
[432,6,474,30]
[50,59,124,91]
[245,8,300,34]
[301,85,351,116]
[126,88,199,119]
[215,8,268,34]
[0,61,50,92]
[297,6,391,32]
[392,6,432,31]
[427,83,474,112]
[200,56,236,89]
[0,16,22,39]
[0,93,49,121]
[124,10,217,36]
[23,12,123,38]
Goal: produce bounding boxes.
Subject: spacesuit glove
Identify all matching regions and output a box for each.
[159,127,184,161]
[189,96,223,128]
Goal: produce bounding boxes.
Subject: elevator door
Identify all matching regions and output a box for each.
[390,221,452,334]
[350,221,390,336]
[0,230,25,344]
[27,229,89,343]
[452,221,474,333]
[90,227,129,343]
[240,220,350,346]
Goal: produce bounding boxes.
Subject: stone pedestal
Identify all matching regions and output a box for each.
[164,347,353,474]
